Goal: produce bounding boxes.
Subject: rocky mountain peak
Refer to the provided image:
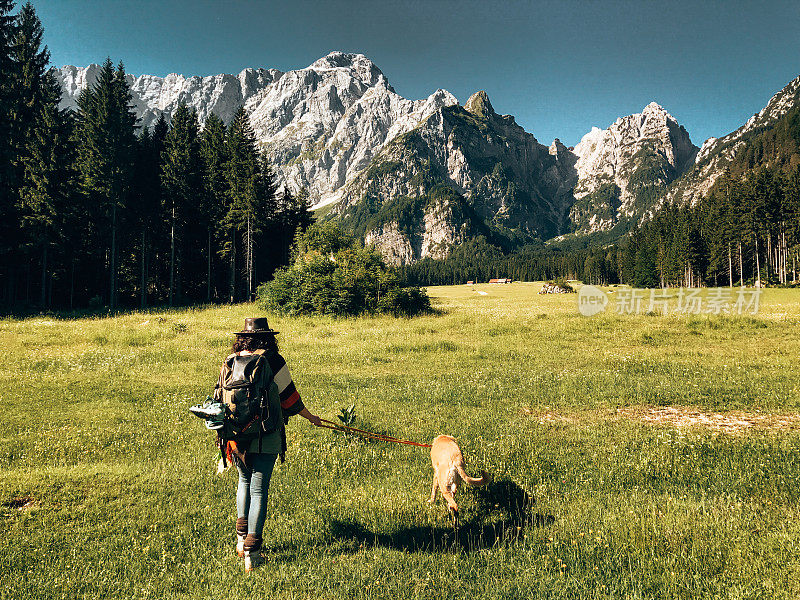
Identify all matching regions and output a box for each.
[668,73,800,207]
[55,52,460,207]
[55,63,283,128]
[54,52,800,264]
[570,102,698,233]
[607,102,678,136]
[642,101,668,116]
[332,84,579,265]
[308,51,385,86]
[464,90,495,117]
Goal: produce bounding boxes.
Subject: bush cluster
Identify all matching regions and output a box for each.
[257,223,431,317]
[552,278,575,292]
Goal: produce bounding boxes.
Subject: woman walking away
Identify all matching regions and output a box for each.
[214,317,321,572]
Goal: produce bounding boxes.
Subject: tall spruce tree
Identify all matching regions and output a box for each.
[9,2,48,184]
[272,184,313,274]
[223,106,261,302]
[132,125,164,308]
[0,0,15,201]
[75,58,137,310]
[787,165,800,282]
[249,153,278,292]
[0,0,17,305]
[200,112,227,302]
[275,187,295,267]
[17,70,75,308]
[293,186,314,233]
[161,102,201,306]
[10,2,72,308]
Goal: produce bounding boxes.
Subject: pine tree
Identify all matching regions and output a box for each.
[275,187,293,268]
[131,124,164,308]
[0,0,17,304]
[785,165,800,282]
[293,186,314,233]
[75,58,137,310]
[223,106,260,302]
[9,2,48,184]
[9,2,72,308]
[161,102,201,306]
[200,112,227,302]
[248,153,278,290]
[0,0,15,199]
[17,69,75,308]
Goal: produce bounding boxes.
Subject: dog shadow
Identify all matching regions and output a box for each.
[326,478,555,553]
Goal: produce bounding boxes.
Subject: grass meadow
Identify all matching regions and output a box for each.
[2,283,800,599]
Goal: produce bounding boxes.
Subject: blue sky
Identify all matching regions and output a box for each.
[33,0,800,147]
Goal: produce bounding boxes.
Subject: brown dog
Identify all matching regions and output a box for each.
[428,435,489,526]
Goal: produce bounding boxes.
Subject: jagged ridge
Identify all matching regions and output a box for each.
[666,74,800,207]
[55,52,459,206]
[55,53,800,265]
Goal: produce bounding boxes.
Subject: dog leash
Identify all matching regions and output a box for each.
[318,418,432,448]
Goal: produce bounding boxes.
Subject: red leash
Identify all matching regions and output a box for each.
[318,419,432,448]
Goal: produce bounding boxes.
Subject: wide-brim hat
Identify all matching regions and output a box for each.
[234,317,279,336]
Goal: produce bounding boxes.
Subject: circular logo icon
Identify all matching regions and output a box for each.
[578,285,608,317]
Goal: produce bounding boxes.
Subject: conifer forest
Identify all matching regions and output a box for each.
[0,2,312,311]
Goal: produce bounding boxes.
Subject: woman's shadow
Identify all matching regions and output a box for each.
[325,478,555,553]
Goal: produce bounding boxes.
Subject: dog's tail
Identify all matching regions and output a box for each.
[457,464,490,487]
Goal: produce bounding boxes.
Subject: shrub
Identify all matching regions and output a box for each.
[378,286,432,316]
[258,223,431,317]
[552,278,575,293]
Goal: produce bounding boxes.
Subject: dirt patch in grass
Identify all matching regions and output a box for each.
[1,496,36,521]
[522,406,800,433]
[617,406,800,433]
[2,496,35,510]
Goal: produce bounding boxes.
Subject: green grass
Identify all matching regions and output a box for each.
[2,283,800,599]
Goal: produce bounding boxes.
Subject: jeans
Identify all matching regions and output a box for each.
[236,453,278,537]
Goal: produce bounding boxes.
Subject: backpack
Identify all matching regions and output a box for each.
[214,349,283,454]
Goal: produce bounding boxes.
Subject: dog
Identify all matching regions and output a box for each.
[428,435,489,527]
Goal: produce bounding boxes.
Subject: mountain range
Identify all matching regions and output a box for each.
[54,52,800,264]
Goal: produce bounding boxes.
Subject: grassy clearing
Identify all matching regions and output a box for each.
[2,283,800,599]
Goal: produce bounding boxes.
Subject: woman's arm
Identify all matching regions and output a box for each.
[298,406,321,427]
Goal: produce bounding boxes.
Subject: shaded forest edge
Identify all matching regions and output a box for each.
[0,2,312,313]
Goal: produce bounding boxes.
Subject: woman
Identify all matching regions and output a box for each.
[217,317,320,572]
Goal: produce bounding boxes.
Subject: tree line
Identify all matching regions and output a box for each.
[399,237,620,287]
[0,2,311,312]
[621,165,800,288]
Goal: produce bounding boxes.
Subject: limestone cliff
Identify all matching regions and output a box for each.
[570,102,698,233]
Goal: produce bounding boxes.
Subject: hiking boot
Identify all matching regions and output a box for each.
[244,549,264,572]
[243,534,263,572]
[236,518,248,558]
